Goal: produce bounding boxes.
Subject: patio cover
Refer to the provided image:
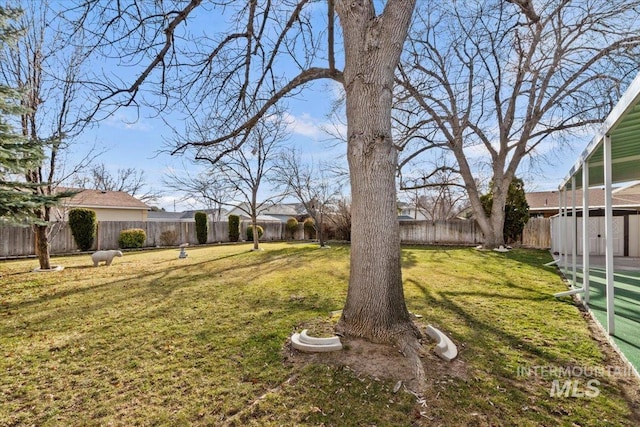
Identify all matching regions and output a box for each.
[560,72,640,190]
[557,71,640,336]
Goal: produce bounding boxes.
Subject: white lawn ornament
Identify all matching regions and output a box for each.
[91,250,123,267]
[179,243,189,258]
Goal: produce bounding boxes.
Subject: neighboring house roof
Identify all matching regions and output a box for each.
[613,181,640,196]
[60,188,150,210]
[181,208,229,218]
[527,186,640,213]
[226,202,301,222]
[261,203,304,217]
[239,213,282,222]
[148,208,230,222]
[147,211,190,221]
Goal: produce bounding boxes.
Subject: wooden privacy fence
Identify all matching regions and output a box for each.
[0,218,551,258]
[399,217,550,249]
[0,220,287,258]
[521,217,551,249]
[399,219,482,245]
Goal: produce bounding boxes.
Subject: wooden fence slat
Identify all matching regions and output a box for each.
[521,217,551,249]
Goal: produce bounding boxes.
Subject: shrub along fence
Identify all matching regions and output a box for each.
[0,218,551,258]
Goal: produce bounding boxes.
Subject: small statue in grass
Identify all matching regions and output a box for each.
[91,250,123,267]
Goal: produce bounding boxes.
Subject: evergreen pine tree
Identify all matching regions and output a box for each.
[0,6,66,225]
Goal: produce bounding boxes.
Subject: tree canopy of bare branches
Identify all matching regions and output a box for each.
[73,163,160,205]
[396,0,640,247]
[272,149,342,247]
[200,110,289,250]
[163,165,231,220]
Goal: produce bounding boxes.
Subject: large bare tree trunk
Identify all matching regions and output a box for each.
[454,146,509,249]
[335,0,423,389]
[466,183,508,249]
[335,0,420,349]
[487,185,509,248]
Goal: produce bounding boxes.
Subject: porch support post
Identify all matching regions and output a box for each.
[557,190,563,263]
[582,163,590,304]
[571,176,577,287]
[563,187,569,271]
[604,134,615,335]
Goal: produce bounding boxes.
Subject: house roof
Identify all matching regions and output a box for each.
[527,187,640,212]
[260,203,303,217]
[613,181,640,196]
[60,188,149,210]
[147,211,188,221]
[238,213,282,222]
[180,208,229,218]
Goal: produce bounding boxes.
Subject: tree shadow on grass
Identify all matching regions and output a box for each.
[405,272,640,422]
[1,244,341,323]
[407,277,592,370]
[401,250,418,268]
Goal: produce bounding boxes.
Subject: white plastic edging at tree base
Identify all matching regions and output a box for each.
[32,265,65,272]
[299,329,341,346]
[425,325,458,361]
[290,330,342,353]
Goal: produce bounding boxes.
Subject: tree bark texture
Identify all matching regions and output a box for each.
[335,0,419,344]
[34,224,51,270]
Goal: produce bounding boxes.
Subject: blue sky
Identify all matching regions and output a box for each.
[77,79,349,212]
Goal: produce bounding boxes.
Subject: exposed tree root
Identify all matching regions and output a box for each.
[396,331,427,394]
[335,318,427,395]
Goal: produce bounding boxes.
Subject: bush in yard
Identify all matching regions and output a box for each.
[285,217,298,239]
[118,228,146,249]
[228,215,240,242]
[159,230,178,246]
[303,217,315,239]
[246,224,264,241]
[68,208,97,251]
[195,211,208,244]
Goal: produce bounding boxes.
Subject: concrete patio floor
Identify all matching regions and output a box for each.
[557,256,640,379]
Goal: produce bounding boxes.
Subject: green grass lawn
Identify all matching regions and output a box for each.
[1,243,638,426]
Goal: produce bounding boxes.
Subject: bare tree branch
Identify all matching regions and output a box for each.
[396,0,640,246]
